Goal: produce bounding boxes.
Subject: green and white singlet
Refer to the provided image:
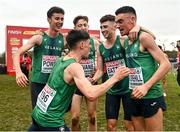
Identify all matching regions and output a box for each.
[32,57,76,127]
[99,35,129,95]
[124,31,163,99]
[79,38,96,77]
[31,32,64,84]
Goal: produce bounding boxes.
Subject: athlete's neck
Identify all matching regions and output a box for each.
[106,34,116,45]
[46,29,59,38]
[66,52,81,62]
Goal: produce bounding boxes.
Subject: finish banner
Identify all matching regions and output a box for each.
[6,25,100,75]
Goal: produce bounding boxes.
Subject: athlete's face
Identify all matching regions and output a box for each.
[115,13,135,36]
[100,21,116,39]
[74,19,89,32]
[48,13,64,32]
[81,39,90,58]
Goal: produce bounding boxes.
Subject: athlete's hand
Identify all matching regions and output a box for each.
[113,66,130,81]
[87,77,96,84]
[128,25,140,42]
[131,84,148,99]
[16,71,29,87]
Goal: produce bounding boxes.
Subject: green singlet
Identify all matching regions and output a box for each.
[124,31,163,99]
[31,32,64,84]
[99,35,129,95]
[79,38,96,77]
[32,57,76,127]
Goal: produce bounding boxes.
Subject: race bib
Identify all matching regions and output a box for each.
[41,55,59,73]
[105,59,125,78]
[80,59,95,77]
[129,67,144,89]
[37,84,56,113]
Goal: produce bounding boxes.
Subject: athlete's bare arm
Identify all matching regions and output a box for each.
[13,35,42,87]
[140,26,156,39]
[87,38,101,84]
[128,25,140,42]
[92,45,104,83]
[131,32,171,99]
[65,62,129,101]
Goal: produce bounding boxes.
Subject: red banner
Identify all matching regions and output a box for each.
[6,25,100,75]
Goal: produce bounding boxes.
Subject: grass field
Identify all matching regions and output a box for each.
[0,73,180,131]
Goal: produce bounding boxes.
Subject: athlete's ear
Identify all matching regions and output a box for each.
[130,15,136,24]
[47,18,51,23]
[79,41,84,49]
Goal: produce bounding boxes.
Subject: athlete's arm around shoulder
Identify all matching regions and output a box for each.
[66,62,129,101]
[140,32,171,89]
[13,34,42,87]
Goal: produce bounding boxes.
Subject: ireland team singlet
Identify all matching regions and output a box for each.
[99,35,129,95]
[31,32,64,84]
[79,38,96,77]
[32,57,76,127]
[124,31,163,99]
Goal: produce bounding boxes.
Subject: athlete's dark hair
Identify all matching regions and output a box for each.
[47,6,65,18]
[115,6,136,18]
[66,30,90,49]
[73,15,89,25]
[100,14,115,23]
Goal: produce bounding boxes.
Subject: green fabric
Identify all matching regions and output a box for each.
[80,37,96,77]
[32,57,76,127]
[124,31,163,99]
[31,32,64,84]
[99,35,129,95]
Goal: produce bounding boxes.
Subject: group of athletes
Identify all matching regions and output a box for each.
[13,6,171,131]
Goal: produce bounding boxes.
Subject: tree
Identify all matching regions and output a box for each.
[0,52,5,64]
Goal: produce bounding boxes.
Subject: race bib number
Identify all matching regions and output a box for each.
[105,59,125,78]
[37,84,56,113]
[80,59,95,77]
[129,67,144,89]
[41,55,59,73]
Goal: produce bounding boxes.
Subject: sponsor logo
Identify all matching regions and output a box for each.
[23,31,36,35]
[150,102,157,106]
[10,38,20,45]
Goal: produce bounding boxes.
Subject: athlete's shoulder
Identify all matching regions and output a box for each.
[139,31,154,42]
[29,34,43,46]
[91,36,102,44]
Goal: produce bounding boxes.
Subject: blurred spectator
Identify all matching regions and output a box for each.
[20,52,31,79]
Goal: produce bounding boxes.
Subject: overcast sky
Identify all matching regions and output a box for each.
[0,0,180,53]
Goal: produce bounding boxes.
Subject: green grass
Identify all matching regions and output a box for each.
[0,73,180,131]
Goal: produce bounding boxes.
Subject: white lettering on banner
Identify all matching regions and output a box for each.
[129,67,144,89]
[41,55,59,73]
[8,30,22,35]
[37,84,56,113]
[80,59,95,77]
[105,59,125,78]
